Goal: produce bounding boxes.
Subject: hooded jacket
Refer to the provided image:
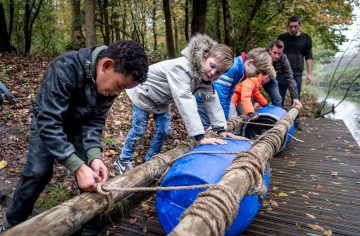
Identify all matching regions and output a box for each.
[32,46,116,172]
[231,73,268,114]
[126,34,227,137]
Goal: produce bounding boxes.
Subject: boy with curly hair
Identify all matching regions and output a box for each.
[2,40,148,234]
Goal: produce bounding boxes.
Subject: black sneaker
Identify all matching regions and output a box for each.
[294,120,303,131]
[113,159,134,174]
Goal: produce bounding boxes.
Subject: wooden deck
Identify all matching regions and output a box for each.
[101,117,360,236]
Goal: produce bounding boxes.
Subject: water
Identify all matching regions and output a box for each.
[314,87,360,146]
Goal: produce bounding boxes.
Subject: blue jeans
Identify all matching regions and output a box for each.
[120,104,171,162]
[197,100,211,130]
[263,78,282,107]
[6,119,99,233]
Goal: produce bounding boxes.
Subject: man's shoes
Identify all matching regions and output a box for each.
[0,226,6,233]
[113,159,134,174]
[294,120,303,131]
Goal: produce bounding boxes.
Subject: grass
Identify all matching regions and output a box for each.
[34,183,72,209]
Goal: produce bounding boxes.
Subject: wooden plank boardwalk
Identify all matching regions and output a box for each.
[101,118,360,236]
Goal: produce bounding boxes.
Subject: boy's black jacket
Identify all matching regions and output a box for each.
[32,46,116,163]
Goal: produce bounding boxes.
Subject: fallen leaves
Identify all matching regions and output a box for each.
[129,217,137,225]
[0,160,8,170]
[307,224,332,236]
[277,192,288,198]
[331,171,338,177]
[305,213,316,219]
[308,191,320,196]
[269,199,278,207]
[288,161,296,167]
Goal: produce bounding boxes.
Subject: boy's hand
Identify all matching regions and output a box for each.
[292,99,303,109]
[75,164,101,192]
[90,159,108,183]
[246,112,259,121]
[218,131,241,139]
[199,137,227,145]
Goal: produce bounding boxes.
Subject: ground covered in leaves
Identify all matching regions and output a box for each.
[0,53,318,218]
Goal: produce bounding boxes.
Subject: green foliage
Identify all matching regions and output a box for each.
[1,0,358,57]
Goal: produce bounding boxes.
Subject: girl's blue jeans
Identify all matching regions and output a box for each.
[119,104,171,162]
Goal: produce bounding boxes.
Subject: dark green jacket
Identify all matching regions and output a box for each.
[32,46,116,172]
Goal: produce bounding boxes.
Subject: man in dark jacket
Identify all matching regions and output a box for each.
[2,40,148,234]
[264,39,302,109]
[278,16,313,130]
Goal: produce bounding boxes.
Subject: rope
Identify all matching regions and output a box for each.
[96,111,297,235]
[176,113,297,236]
[97,150,247,213]
[181,185,239,236]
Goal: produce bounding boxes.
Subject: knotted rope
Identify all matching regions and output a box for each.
[97,111,297,235]
[178,113,296,236]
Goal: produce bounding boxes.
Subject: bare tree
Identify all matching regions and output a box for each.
[69,0,85,50]
[163,0,175,58]
[98,0,110,45]
[184,0,189,41]
[191,0,207,36]
[0,3,16,52]
[85,0,96,46]
[152,0,157,51]
[24,0,44,54]
[213,0,221,42]
[222,0,235,51]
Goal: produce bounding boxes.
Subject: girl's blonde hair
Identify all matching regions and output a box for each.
[208,44,234,71]
[246,48,276,79]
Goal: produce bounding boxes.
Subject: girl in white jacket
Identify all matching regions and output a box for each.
[114,34,238,174]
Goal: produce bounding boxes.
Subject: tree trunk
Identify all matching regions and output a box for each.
[152,0,157,51]
[70,0,85,50]
[24,0,44,55]
[85,0,96,46]
[222,0,235,52]
[120,0,127,39]
[170,108,300,236]
[163,0,175,58]
[213,0,221,42]
[4,141,197,236]
[239,0,263,51]
[113,10,121,41]
[1,116,247,235]
[9,0,14,39]
[184,0,189,41]
[97,0,111,45]
[0,3,15,52]
[172,7,179,55]
[191,0,208,36]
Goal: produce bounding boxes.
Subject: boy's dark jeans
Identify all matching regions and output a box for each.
[6,125,99,235]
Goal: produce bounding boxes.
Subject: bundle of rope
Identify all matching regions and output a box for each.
[97,108,298,236]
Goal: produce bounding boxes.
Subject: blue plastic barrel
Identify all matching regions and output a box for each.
[156,139,270,235]
[242,105,295,152]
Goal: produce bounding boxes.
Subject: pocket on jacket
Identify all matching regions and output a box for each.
[144,84,170,105]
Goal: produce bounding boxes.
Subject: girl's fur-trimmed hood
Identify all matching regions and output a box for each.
[181,34,217,81]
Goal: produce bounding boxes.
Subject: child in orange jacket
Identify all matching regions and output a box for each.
[231,48,275,121]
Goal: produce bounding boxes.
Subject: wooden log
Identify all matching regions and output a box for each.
[3,116,246,236]
[4,141,197,236]
[169,107,299,236]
